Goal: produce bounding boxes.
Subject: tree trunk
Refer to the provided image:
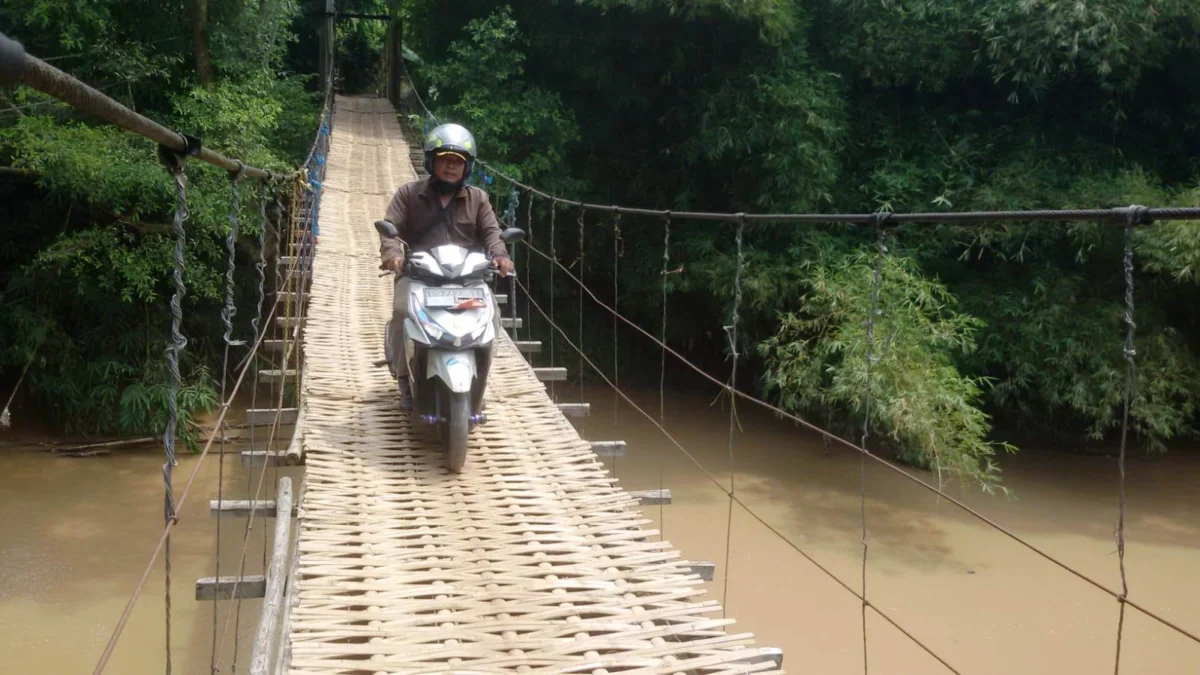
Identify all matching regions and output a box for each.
[193,0,214,84]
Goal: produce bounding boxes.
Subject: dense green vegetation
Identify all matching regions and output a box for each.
[4,1,1200,490]
[395,0,1200,489]
[0,0,320,443]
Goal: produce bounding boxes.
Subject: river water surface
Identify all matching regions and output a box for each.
[1,382,1197,673]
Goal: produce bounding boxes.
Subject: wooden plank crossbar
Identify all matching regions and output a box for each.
[196,576,266,600]
[500,317,522,329]
[514,340,541,354]
[278,96,781,675]
[557,402,590,417]
[591,440,626,457]
[533,367,567,381]
[209,499,297,518]
[685,561,716,581]
[629,488,672,505]
[242,450,287,468]
[257,369,296,383]
[275,316,306,330]
[275,291,307,305]
[245,407,298,425]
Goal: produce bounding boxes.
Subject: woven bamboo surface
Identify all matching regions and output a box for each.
[285,96,782,674]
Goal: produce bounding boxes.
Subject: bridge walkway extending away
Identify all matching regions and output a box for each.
[285,95,781,674]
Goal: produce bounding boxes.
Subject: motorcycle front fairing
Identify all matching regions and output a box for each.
[402,245,498,396]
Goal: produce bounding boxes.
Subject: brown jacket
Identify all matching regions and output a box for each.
[380,179,509,263]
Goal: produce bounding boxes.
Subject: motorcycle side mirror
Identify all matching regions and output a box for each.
[375,220,400,239]
[500,227,525,244]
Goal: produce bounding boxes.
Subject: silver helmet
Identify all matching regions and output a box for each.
[423,123,477,176]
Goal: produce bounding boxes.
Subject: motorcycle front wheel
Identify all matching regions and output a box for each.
[441,387,471,473]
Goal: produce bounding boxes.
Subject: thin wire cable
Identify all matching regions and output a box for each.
[517,277,963,674]
[0,77,141,117]
[1,341,39,428]
[159,160,190,675]
[1113,218,1138,673]
[211,162,246,673]
[232,183,272,675]
[517,236,1200,645]
[38,36,183,62]
[720,216,739,614]
[861,222,889,674]
[481,162,1200,226]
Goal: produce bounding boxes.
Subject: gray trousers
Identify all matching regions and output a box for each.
[390,276,410,377]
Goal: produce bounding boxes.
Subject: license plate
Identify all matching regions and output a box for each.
[424,288,485,308]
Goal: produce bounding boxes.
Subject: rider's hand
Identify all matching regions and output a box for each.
[494,256,515,277]
[381,256,405,273]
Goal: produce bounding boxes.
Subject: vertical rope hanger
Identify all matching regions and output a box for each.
[577,205,587,404]
[269,192,286,450]
[211,161,247,673]
[659,212,671,543]
[505,185,520,342]
[721,215,746,617]
[660,213,671,424]
[155,143,191,675]
[231,181,273,675]
[861,214,891,674]
[549,198,557,401]
[524,189,534,351]
[1112,206,1145,674]
[612,208,622,427]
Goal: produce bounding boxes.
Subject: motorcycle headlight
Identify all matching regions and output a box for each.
[412,294,444,341]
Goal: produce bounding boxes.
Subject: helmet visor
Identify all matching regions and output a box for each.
[434,150,468,163]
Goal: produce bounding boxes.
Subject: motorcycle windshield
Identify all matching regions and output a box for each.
[426,245,488,280]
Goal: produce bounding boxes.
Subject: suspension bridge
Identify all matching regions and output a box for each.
[3,21,1200,675]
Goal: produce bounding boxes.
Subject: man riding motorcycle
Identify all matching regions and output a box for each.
[379,123,514,410]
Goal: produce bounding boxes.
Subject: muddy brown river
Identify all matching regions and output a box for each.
[1,381,1197,673]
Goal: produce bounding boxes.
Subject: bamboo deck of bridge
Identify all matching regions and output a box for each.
[285,96,782,674]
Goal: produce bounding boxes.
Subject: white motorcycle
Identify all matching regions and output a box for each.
[374,219,523,472]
